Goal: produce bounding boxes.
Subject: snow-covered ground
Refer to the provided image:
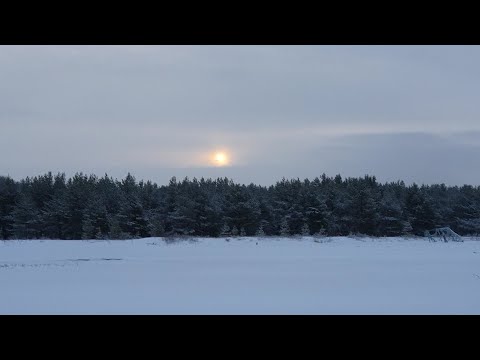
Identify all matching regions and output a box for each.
[1,237,480,314]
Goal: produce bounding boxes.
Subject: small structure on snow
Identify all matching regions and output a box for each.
[424,227,463,242]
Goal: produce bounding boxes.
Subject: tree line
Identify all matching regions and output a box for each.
[0,172,479,240]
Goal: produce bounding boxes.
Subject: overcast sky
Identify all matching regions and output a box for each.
[1,45,479,186]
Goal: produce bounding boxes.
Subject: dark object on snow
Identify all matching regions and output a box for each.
[424,227,463,242]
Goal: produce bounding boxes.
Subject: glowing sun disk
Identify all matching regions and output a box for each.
[213,152,229,166]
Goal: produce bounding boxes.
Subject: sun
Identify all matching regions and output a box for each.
[215,152,226,163]
[211,151,229,166]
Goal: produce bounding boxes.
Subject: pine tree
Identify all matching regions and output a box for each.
[378,189,404,236]
[11,193,41,239]
[194,187,222,237]
[452,188,480,235]
[64,173,96,239]
[95,227,104,240]
[349,185,379,235]
[108,215,127,239]
[42,189,69,239]
[146,211,165,237]
[304,196,329,235]
[405,186,437,235]
[279,217,290,236]
[314,227,327,237]
[402,220,414,235]
[240,227,246,237]
[225,187,261,236]
[81,216,95,239]
[0,176,18,239]
[301,223,310,236]
[120,194,148,237]
[220,223,231,237]
[255,224,266,237]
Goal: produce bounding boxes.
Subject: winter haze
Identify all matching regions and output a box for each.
[1,45,480,185]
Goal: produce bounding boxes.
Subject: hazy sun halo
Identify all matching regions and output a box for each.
[212,152,229,166]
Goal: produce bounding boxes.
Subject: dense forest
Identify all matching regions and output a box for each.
[0,172,479,239]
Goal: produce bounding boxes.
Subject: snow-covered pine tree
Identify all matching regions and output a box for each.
[452,189,480,235]
[349,185,379,236]
[95,227,104,240]
[314,226,327,237]
[108,215,128,239]
[81,215,95,240]
[0,176,19,240]
[11,193,40,239]
[378,189,404,236]
[301,223,310,236]
[401,220,413,236]
[147,212,165,237]
[255,224,266,237]
[279,217,290,236]
[220,223,231,237]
